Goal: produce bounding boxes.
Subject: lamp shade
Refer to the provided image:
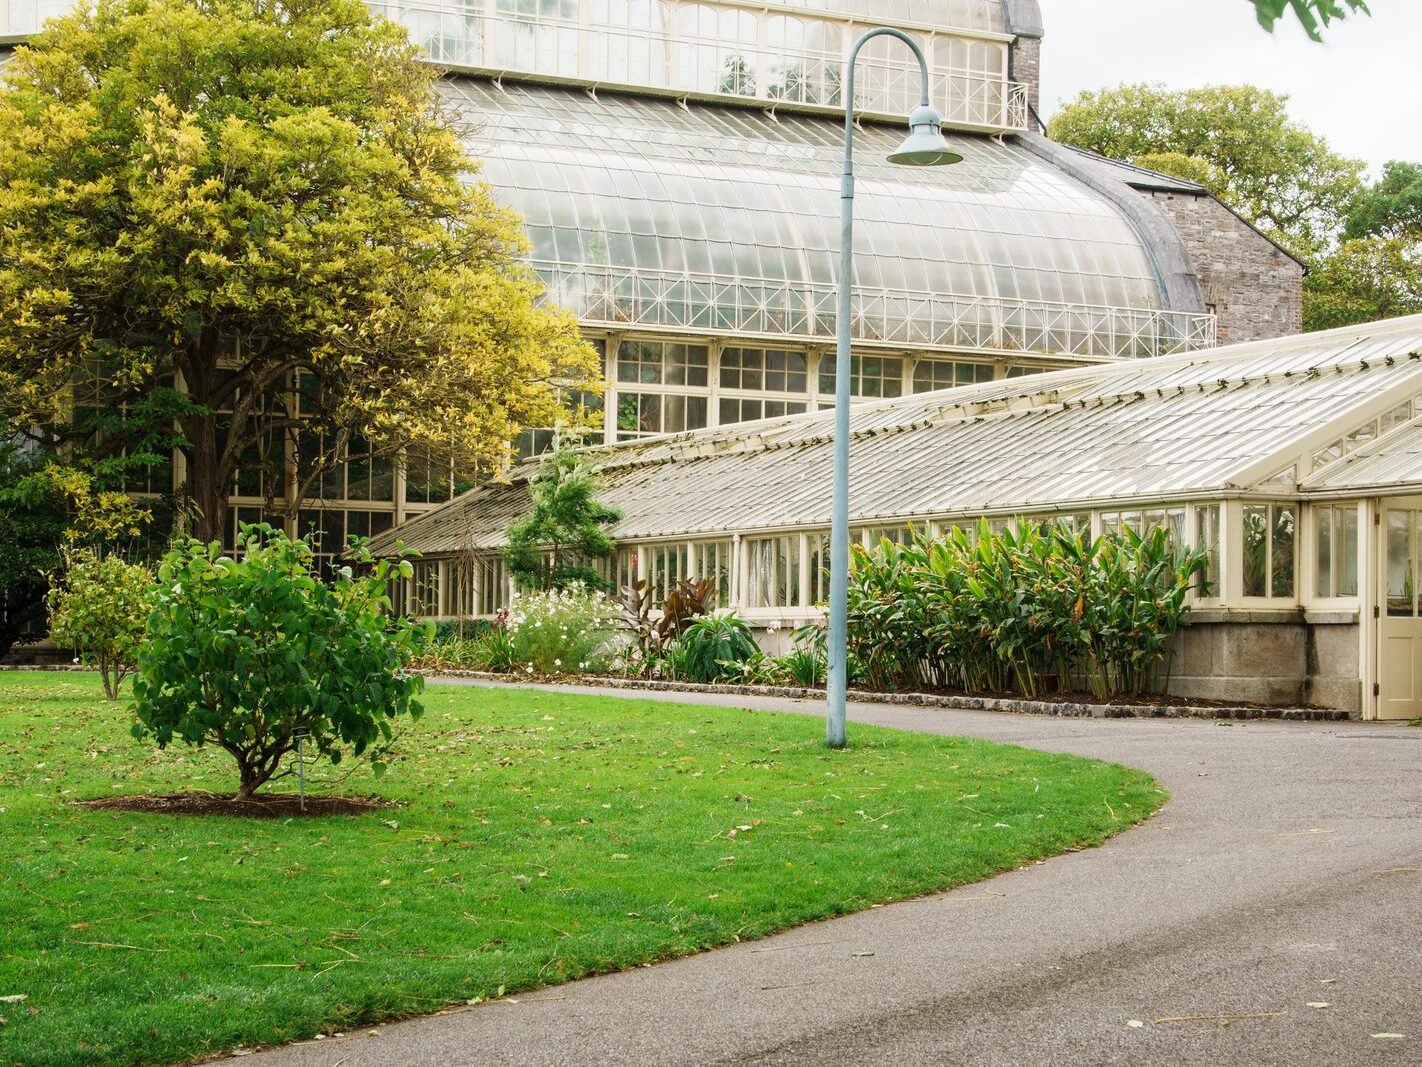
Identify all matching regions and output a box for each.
[886,105,963,167]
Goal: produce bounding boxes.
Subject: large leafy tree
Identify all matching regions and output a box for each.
[0,0,598,543]
[1303,237,1422,331]
[1304,161,1422,331]
[1048,84,1364,258]
[1344,161,1422,241]
[1252,0,1369,40]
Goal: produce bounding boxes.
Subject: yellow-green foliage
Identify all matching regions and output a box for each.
[0,0,600,540]
[45,548,153,700]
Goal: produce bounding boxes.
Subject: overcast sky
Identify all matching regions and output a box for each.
[1039,0,1422,175]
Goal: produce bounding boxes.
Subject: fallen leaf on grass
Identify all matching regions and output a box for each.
[0,996,26,1004]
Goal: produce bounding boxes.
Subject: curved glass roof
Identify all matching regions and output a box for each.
[446,79,1183,354]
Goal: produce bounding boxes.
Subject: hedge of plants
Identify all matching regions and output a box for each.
[846,521,1206,699]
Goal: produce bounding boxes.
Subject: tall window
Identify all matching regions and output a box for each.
[617,340,709,386]
[747,535,801,609]
[720,347,808,393]
[692,540,733,607]
[818,355,903,399]
[719,397,806,424]
[912,360,994,392]
[1315,505,1360,598]
[1243,504,1296,598]
[616,392,708,439]
[644,543,687,603]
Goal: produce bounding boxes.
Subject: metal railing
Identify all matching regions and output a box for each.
[3,0,1030,132]
[532,261,1219,360]
[369,0,1031,132]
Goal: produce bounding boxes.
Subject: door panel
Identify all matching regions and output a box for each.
[1377,501,1422,719]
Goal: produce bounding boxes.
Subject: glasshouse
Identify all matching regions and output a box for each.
[370,314,1422,720]
[0,0,1302,551]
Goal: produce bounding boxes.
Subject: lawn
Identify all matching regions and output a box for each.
[0,672,1163,1066]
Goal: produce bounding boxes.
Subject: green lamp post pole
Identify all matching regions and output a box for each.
[826,29,962,748]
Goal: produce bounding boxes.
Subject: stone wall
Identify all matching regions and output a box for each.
[1167,617,1360,714]
[1009,35,1041,119]
[1142,190,1304,344]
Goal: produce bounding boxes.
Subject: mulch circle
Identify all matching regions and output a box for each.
[76,791,398,818]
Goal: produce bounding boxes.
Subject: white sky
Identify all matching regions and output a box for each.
[1039,0,1422,174]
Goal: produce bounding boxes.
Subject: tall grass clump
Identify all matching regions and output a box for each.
[845,520,1206,699]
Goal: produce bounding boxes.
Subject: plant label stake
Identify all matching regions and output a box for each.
[294,728,309,813]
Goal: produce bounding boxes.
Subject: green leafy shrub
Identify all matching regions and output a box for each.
[616,577,717,677]
[671,613,760,683]
[45,548,153,699]
[434,619,493,643]
[845,521,1205,699]
[507,584,620,675]
[412,625,518,673]
[132,525,429,800]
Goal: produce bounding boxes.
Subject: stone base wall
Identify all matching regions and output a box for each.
[1142,190,1304,343]
[1167,618,1360,714]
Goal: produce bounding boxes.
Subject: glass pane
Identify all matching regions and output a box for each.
[1243,505,1268,598]
[1339,507,1359,597]
[1387,511,1413,616]
[1314,506,1332,598]
[1196,505,1220,597]
[1271,506,1295,598]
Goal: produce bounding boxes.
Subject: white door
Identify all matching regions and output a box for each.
[1378,499,1422,719]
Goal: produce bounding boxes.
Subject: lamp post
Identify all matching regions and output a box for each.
[826,29,962,749]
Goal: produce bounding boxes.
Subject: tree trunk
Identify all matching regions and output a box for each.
[184,410,229,545]
[179,337,230,545]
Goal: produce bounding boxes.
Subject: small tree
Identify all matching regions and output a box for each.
[505,436,622,592]
[132,525,428,800]
[46,549,152,699]
[0,441,151,661]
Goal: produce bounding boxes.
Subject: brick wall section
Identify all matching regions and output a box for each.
[1143,190,1304,343]
[1010,36,1041,118]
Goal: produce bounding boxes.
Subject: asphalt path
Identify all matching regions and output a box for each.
[242,681,1422,1066]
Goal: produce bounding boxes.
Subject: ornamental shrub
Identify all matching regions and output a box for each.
[132,525,429,800]
[670,613,761,683]
[845,521,1205,699]
[46,548,153,699]
[506,584,620,675]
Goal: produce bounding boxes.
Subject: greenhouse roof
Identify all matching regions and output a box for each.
[441,79,1216,358]
[374,317,1422,557]
[1303,415,1422,495]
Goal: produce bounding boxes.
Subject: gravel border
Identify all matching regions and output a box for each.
[4,663,1349,720]
[424,670,1352,721]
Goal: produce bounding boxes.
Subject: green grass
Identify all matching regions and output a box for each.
[0,672,1163,1066]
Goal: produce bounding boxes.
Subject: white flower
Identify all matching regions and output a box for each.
[554,659,562,667]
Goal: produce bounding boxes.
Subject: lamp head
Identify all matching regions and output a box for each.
[886,105,963,167]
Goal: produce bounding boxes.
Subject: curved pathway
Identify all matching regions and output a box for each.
[245,683,1422,1066]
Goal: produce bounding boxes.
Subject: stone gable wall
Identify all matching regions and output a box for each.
[1144,190,1305,343]
[1009,35,1041,119]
